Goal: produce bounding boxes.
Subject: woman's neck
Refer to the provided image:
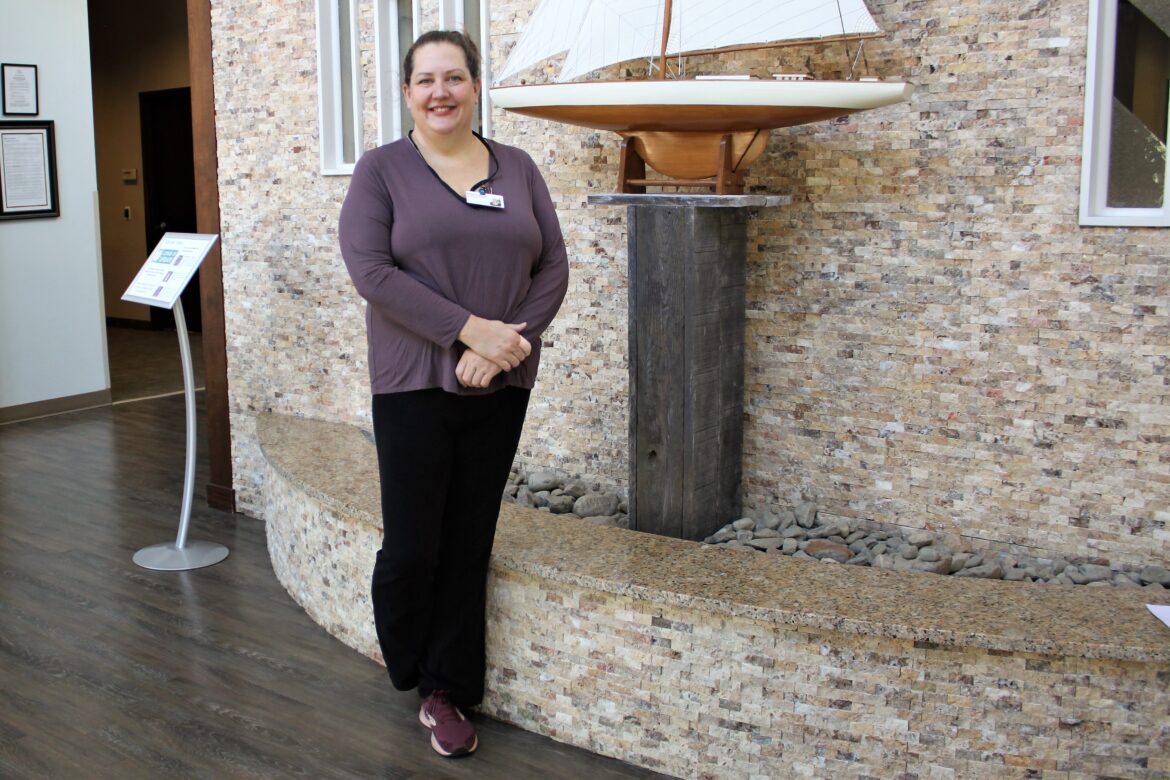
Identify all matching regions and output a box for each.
[411,127,477,159]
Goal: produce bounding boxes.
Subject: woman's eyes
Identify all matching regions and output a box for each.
[415,75,464,86]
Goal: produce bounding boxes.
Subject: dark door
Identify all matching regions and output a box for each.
[140,87,201,331]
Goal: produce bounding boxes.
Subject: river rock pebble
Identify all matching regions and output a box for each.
[698,504,1168,589]
[1140,565,1170,586]
[547,494,576,514]
[526,471,561,492]
[794,502,818,528]
[514,486,536,508]
[805,539,851,563]
[759,514,782,531]
[561,481,589,498]
[572,492,621,519]
[907,531,935,547]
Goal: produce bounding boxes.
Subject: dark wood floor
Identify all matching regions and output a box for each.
[106,325,206,402]
[0,395,670,779]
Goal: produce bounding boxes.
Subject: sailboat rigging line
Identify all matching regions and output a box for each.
[849,41,866,80]
[834,0,854,78]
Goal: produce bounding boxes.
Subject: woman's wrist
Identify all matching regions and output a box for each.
[458,314,482,346]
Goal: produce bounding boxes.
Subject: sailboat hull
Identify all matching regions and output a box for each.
[491,79,912,180]
[491,79,912,181]
[489,79,914,133]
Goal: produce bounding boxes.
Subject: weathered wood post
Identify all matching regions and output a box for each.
[588,194,786,540]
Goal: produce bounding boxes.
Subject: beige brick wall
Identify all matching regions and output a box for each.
[212,0,1170,566]
[483,568,1170,779]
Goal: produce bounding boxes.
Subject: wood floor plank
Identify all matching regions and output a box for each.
[0,395,671,779]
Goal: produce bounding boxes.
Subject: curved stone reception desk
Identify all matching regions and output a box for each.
[256,412,1170,779]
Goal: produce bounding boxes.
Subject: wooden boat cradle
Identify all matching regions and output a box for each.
[618,134,748,194]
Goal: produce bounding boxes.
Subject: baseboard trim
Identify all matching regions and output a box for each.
[0,389,113,425]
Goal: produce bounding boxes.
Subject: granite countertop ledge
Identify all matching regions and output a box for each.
[256,412,1170,663]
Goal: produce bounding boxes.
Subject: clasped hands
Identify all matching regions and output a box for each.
[456,315,531,388]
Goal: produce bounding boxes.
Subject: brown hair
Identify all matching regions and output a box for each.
[404,30,481,83]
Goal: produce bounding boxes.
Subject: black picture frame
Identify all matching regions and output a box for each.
[2,64,39,116]
[0,120,59,220]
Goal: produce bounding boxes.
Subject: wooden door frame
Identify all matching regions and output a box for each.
[187,0,235,512]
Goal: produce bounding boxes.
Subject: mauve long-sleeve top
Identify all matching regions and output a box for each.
[339,136,569,396]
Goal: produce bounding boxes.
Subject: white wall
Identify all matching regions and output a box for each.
[0,0,108,409]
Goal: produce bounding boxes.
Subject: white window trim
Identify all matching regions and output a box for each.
[480,0,493,138]
[1079,0,1170,226]
[375,0,418,144]
[317,0,363,175]
[439,0,459,28]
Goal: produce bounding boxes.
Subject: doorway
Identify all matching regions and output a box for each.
[89,0,202,402]
[141,86,201,333]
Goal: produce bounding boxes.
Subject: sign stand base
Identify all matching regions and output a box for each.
[133,541,230,571]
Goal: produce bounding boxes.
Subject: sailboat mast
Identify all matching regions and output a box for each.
[658,0,673,80]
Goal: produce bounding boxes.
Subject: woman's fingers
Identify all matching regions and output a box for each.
[459,316,531,370]
[456,348,502,388]
[507,322,532,356]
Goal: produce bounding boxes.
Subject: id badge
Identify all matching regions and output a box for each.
[465,190,505,209]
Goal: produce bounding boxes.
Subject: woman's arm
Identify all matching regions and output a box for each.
[507,156,570,345]
[338,152,472,349]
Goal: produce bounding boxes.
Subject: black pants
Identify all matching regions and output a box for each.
[370,387,529,708]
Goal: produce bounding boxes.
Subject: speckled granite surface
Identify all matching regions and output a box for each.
[256,412,1170,663]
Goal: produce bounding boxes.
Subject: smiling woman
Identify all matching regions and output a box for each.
[338,30,570,760]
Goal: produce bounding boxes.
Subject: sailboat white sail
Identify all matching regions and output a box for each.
[494,0,594,82]
[496,0,882,83]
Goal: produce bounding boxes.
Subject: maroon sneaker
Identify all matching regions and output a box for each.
[419,690,478,757]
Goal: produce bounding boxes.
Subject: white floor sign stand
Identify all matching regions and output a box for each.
[122,233,229,571]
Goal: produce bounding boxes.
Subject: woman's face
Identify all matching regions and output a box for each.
[403,42,480,138]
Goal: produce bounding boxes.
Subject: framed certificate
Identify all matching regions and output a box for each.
[0,121,59,220]
[2,64,38,116]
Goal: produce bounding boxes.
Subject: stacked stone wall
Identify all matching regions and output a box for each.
[211,0,1170,565]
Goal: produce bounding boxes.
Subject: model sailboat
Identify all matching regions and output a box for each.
[490,0,914,193]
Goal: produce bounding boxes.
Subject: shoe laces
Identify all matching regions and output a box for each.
[426,690,464,724]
